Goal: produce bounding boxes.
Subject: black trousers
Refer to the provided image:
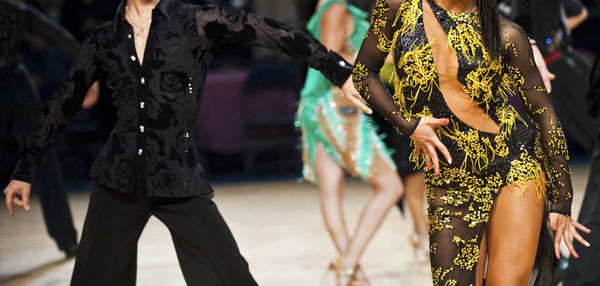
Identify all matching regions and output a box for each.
[0,64,77,252]
[71,184,257,286]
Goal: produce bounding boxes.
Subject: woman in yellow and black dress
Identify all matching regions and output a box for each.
[347,0,591,284]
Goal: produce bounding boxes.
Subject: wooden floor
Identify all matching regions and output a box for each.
[0,166,590,286]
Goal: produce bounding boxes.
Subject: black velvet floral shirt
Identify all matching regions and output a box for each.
[11,0,353,197]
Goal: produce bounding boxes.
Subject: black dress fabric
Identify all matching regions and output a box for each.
[10,0,353,198]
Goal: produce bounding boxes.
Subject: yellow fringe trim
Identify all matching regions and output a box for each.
[506,153,547,203]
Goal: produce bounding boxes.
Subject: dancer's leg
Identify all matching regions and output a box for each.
[427,187,486,286]
[314,143,350,254]
[403,172,428,236]
[35,147,78,255]
[71,184,150,286]
[341,171,403,268]
[485,181,544,286]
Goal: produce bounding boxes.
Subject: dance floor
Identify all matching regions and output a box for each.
[0,165,590,286]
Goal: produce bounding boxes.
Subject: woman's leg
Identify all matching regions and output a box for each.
[314,143,350,254]
[341,171,404,269]
[485,181,545,286]
[475,231,487,286]
[427,186,487,286]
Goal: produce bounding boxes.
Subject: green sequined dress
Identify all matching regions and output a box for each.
[296,0,396,183]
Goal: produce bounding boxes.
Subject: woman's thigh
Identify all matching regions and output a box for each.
[485,180,545,286]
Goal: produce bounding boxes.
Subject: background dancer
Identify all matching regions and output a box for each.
[296,0,403,284]
[0,0,87,257]
[375,56,429,262]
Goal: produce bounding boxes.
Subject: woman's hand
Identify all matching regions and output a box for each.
[549,212,591,259]
[411,117,452,175]
[341,78,373,114]
[3,180,32,216]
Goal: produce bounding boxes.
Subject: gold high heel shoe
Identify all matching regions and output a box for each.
[328,258,370,286]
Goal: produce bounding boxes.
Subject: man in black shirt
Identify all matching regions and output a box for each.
[3,0,356,284]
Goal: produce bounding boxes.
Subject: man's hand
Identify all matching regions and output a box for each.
[532,44,556,93]
[3,180,32,216]
[341,78,372,114]
[81,81,100,109]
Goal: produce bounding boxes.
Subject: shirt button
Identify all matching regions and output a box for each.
[140,125,145,133]
[185,132,190,138]
[140,102,145,109]
[141,77,145,84]
[128,33,132,39]
[138,148,143,155]
[130,55,136,61]
[339,60,346,66]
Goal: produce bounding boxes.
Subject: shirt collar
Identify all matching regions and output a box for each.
[115,0,174,21]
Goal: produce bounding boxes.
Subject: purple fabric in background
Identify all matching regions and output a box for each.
[196,70,248,153]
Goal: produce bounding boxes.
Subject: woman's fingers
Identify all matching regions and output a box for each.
[564,231,579,258]
[571,226,590,247]
[430,117,449,127]
[423,149,432,171]
[432,137,452,164]
[549,213,558,231]
[426,144,440,174]
[572,220,591,234]
[554,228,562,259]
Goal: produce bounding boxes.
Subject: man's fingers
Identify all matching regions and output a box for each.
[21,190,30,211]
[5,193,13,216]
[12,197,24,208]
[348,94,372,114]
